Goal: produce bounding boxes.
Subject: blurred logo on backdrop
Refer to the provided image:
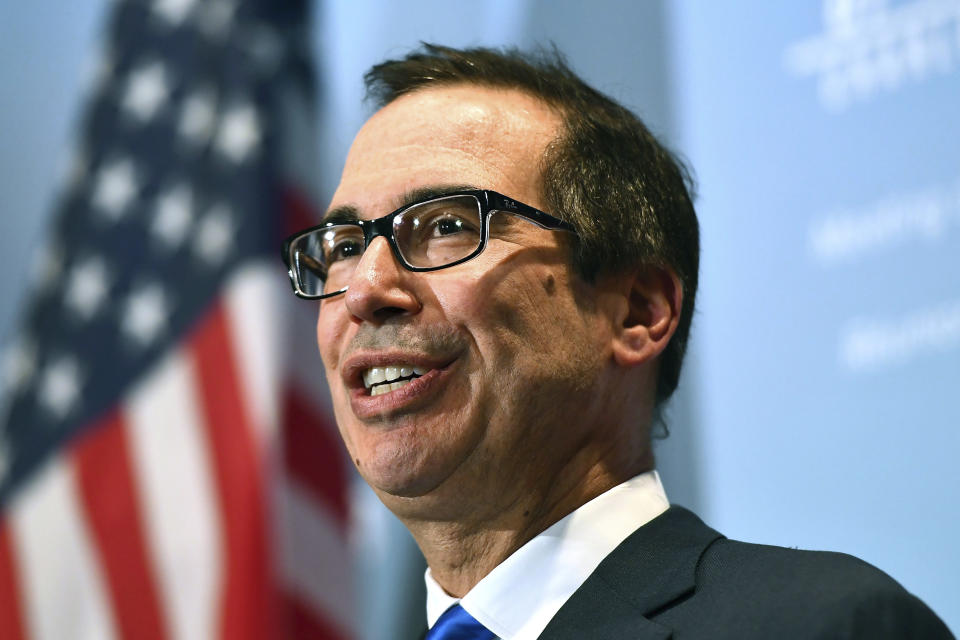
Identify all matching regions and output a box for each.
[807,174,960,374]
[784,0,960,111]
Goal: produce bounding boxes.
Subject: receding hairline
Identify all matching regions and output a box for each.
[364,81,568,135]
[337,83,568,210]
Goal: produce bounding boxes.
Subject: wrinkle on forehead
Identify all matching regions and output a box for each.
[358,86,560,148]
[341,145,523,192]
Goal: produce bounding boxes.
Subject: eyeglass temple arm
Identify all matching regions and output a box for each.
[484,191,577,233]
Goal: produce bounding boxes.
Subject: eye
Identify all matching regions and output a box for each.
[328,238,362,262]
[430,215,469,237]
[321,228,364,264]
[327,238,363,264]
[421,207,481,239]
[393,196,484,264]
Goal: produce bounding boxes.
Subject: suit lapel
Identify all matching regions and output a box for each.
[538,506,723,640]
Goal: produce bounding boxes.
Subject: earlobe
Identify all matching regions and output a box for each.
[610,266,683,368]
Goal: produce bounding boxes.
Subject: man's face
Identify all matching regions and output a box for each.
[317,86,620,519]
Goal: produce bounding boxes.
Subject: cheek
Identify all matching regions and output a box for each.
[486,270,577,343]
[447,267,585,377]
[315,306,345,374]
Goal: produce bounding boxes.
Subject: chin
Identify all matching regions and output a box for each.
[363,463,450,502]
[370,474,438,501]
[354,432,454,500]
[340,406,483,506]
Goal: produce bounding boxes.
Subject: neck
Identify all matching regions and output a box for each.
[406,450,654,597]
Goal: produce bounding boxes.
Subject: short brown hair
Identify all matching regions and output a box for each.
[365,44,699,407]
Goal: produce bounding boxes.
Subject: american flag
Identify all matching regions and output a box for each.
[0,0,352,638]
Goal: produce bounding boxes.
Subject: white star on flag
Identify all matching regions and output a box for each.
[214,104,261,163]
[121,61,170,122]
[196,0,235,38]
[193,205,235,264]
[63,257,112,320]
[152,0,197,25]
[247,27,283,72]
[152,184,195,248]
[121,283,171,347]
[38,356,83,418]
[2,340,37,396]
[91,159,138,220]
[179,89,218,145]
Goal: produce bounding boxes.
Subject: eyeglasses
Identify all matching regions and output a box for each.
[281,189,577,300]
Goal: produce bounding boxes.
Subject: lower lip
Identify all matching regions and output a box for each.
[348,363,454,420]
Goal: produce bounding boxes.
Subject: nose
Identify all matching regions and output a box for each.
[343,236,421,323]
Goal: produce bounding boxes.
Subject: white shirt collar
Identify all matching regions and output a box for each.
[424,470,669,640]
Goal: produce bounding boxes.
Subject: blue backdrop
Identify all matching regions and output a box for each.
[671,1,959,629]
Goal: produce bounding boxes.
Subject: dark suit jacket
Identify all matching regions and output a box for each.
[538,506,953,639]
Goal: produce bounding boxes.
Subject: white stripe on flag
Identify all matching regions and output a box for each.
[286,291,335,417]
[224,264,283,441]
[10,458,117,640]
[126,350,221,640]
[277,475,354,637]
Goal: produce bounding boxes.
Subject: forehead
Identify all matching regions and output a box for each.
[330,85,562,216]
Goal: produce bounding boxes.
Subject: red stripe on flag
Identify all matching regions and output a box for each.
[0,519,26,640]
[189,302,275,640]
[282,186,321,237]
[283,592,349,640]
[283,388,350,526]
[73,410,169,640]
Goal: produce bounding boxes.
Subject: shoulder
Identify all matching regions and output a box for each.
[701,536,902,593]
[681,537,954,638]
[543,507,953,639]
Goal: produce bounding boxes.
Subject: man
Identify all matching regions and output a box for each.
[282,45,952,639]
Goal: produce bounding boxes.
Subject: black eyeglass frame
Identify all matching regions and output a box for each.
[281,189,577,300]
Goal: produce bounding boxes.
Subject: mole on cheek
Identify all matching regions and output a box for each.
[543,274,556,295]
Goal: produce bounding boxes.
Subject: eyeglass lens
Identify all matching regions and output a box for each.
[289,194,485,297]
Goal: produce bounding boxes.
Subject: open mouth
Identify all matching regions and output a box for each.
[362,364,429,396]
[347,355,458,419]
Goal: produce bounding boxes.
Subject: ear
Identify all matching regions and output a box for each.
[609,266,683,368]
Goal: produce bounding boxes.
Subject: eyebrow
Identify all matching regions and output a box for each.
[320,204,361,226]
[399,184,478,209]
[320,183,479,225]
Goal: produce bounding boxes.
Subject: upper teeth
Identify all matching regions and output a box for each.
[363,364,427,389]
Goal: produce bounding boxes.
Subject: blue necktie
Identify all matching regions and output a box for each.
[425,604,497,640]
